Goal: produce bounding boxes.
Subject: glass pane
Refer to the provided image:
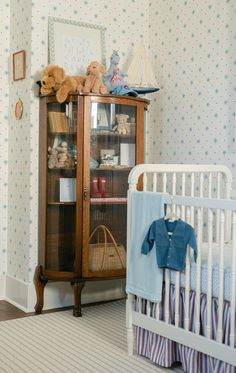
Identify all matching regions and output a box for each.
[89,102,137,273]
[46,102,77,271]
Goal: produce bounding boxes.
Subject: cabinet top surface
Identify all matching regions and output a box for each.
[40,93,150,105]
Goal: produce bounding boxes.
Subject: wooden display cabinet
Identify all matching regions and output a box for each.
[34,93,149,316]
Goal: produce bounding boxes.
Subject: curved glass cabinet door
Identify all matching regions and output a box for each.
[46,101,77,272]
[88,101,137,276]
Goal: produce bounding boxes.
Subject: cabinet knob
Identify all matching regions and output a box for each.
[83,186,87,201]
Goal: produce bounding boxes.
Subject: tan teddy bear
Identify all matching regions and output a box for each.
[48,147,59,169]
[113,114,130,134]
[40,64,85,103]
[83,61,108,94]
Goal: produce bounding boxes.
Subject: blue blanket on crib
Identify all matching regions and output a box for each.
[126,191,165,302]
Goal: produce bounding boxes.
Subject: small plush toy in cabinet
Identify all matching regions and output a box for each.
[113,114,130,135]
[48,141,75,169]
[48,147,59,169]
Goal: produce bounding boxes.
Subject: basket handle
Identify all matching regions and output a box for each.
[89,225,125,270]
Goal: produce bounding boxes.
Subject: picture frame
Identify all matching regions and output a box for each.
[59,178,76,202]
[48,17,106,75]
[13,50,26,81]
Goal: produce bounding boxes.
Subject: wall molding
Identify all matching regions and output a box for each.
[5,275,126,313]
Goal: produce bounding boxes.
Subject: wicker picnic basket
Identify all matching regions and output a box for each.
[88,225,126,272]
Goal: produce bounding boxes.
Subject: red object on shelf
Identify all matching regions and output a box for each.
[99,176,110,198]
[91,176,102,197]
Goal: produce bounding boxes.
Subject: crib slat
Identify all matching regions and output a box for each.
[217,210,225,343]
[152,172,157,192]
[190,173,194,225]
[138,297,142,313]
[147,300,151,317]
[191,173,194,196]
[175,272,180,327]
[230,212,236,347]
[181,174,186,217]
[206,208,213,339]
[217,172,221,198]
[165,269,170,323]
[199,172,203,197]
[184,206,191,331]
[195,207,202,335]
[216,173,221,243]
[208,173,212,197]
[172,173,176,195]
[143,172,147,191]
[174,206,181,327]
[163,173,167,193]
[155,302,160,321]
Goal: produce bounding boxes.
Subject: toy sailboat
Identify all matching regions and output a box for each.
[126,43,160,94]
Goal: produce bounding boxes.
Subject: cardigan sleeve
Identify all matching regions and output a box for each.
[141,222,156,255]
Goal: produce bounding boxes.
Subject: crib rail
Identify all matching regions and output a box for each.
[129,163,232,198]
[126,164,235,366]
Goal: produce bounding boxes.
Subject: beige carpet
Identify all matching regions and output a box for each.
[0,300,181,373]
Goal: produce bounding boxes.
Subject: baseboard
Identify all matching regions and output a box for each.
[5,275,33,312]
[5,275,126,312]
[0,275,6,300]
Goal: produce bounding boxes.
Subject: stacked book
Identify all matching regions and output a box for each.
[48,112,69,132]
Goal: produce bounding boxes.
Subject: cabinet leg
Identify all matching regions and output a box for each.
[71,281,85,317]
[34,265,48,314]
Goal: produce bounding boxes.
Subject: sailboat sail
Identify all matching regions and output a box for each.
[126,43,159,93]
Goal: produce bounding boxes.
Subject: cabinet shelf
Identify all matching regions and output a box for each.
[49,131,77,135]
[48,168,76,171]
[95,132,135,139]
[90,197,127,205]
[47,201,76,205]
[92,167,132,172]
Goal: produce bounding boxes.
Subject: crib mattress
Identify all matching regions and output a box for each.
[170,242,233,301]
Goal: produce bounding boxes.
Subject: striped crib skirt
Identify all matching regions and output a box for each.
[135,285,235,373]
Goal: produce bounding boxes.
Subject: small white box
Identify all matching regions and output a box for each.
[59,178,76,202]
[120,143,135,167]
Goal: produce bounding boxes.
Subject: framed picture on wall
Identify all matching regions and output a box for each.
[13,50,26,81]
[48,17,106,75]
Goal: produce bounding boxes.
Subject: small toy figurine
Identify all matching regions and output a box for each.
[103,50,127,93]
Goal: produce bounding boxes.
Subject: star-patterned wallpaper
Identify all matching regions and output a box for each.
[147,0,236,174]
[0,1,235,302]
[0,1,10,281]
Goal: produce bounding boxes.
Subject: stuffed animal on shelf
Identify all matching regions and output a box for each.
[48,147,59,169]
[48,142,75,169]
[56,141,69,168]
[103,50,127,93]
[83,61,108,94]
[113,114,130,135]
[40,64,85,103]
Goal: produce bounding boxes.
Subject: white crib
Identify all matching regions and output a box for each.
[126,164,236,371]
